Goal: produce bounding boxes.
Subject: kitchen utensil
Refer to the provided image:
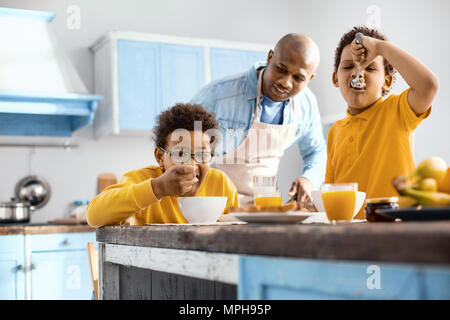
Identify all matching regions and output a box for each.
[0,198,32,223]
[376,206,450,221]
[177,196,227,223]
[350,32,366,89]
[0,175,51,223]
[15,175,51,209]
[312,190,366,218]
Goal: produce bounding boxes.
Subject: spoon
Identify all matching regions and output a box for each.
[350,32,366,89]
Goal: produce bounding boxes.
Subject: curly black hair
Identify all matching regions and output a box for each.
[153,103,218,149]
[334,26,396,96]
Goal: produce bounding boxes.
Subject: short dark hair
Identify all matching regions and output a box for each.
[334,26,396,96]
[153,103,218,149]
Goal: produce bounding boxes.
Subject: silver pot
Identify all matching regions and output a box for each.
[0,198,33,223]
[0,175,51,223]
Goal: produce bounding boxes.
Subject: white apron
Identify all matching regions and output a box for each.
[212,69,299,207]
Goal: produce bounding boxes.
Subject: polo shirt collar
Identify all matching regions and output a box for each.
[341,96,384,126]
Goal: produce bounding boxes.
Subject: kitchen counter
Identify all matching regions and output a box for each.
[97,221,450,300]
[0,223,95,235]
[97,221,450,264]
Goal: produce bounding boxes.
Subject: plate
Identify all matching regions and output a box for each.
[228,211,312,224]
[376,206,450,221]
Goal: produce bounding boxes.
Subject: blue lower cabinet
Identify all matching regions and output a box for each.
[238,256,450,300]
[30,250,93,300]
[29,232,96,300]
[0,235,26,300]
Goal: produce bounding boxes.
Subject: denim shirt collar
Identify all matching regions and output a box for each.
[245,61,265,101]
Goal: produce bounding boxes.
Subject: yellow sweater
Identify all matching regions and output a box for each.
[87,166,239,226]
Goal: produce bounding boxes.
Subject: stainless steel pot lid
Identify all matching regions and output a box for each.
[15,175,51,210]
[0,198,28,208]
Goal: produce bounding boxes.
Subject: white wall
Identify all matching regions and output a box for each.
[0,0,448,222]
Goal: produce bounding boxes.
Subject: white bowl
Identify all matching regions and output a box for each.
[311,190,366,218]
[177,196,227,223]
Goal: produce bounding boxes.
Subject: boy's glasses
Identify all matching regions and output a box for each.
[159,146,214,164]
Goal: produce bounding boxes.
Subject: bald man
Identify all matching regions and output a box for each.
[190,34,326,209]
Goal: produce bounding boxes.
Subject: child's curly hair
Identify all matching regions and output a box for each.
[153,103,218,148]
[334,26,396,96]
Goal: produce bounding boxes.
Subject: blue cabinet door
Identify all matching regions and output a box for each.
[30,250,93,300]
[117,39,161,131]
[239,256,450,300]
[160,43,205,111]
[117,40,205,132]
[0,235,25,300]
[210,48,267,81]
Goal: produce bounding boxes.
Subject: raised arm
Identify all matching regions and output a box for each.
[352,36,439,115]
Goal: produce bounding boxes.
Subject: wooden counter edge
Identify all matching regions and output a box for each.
[0,224,95,235]
[95,222,450,265]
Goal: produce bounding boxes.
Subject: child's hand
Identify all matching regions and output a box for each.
[351,35,381,68]
[151,164,198,199]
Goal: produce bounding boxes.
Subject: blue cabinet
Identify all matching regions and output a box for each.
[29,232,96,300]
[239,256,450,300]
[0,235,25,300]
[94,35,205,137]
[91,32,270,138]
[0,232,95,300]
[117,40,204,130]
[210,48,267,81]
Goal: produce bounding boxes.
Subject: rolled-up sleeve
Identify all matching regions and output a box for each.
[297,92,327,190]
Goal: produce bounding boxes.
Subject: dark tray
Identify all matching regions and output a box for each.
[376,206,450,221]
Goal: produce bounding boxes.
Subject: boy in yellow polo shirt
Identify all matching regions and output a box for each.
[327,26,439,218]
[87,103,239,226]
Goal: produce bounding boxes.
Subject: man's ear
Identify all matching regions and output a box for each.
[154,147,164,167]
[382,73,394,93]
[332,71,339,88]
[266,49,274,65]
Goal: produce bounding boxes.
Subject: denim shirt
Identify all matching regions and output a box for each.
[190,61,326,189]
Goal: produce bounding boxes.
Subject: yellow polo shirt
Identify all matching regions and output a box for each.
[86,166,239,226]
[325,89,431,218]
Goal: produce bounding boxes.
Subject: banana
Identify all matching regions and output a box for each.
[401,188,450,207]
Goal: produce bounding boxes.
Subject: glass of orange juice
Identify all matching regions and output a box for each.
[320,183,358,222]
[253,175,282,207]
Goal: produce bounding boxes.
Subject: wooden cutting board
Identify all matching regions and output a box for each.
[98,173,117,194]
[48,217,87,225]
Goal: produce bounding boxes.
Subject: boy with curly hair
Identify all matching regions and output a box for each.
[87,103,238,226]
[327,26,439,218]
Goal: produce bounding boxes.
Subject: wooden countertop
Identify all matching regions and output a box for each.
[0,223,95,235]
[97,221,450,265]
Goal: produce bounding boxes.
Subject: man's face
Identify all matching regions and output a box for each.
[262,46,316,102]
[333,45,392,112]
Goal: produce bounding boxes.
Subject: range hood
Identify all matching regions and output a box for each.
[0,7,102,137]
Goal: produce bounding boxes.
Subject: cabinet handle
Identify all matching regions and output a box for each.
[16,265,24,271]
[62,239,70,246]
[30,263,36,270]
